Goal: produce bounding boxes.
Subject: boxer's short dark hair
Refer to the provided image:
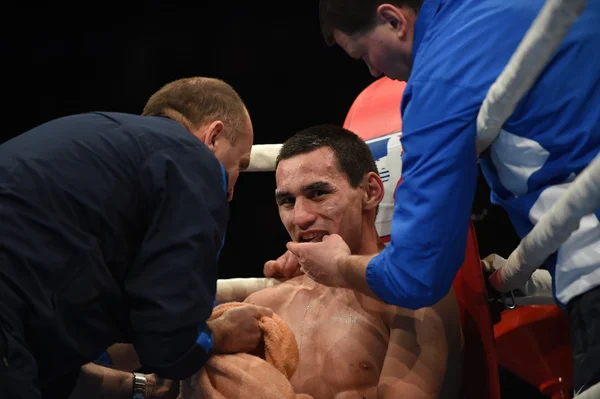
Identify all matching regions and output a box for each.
[277,124,377,188]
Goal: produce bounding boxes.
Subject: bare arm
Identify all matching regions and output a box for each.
[106,343,142,372]
[68,358,179,399]
[377,291,463,398]
[68,363,134,399]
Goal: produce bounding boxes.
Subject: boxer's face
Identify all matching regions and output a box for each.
[332,4,415,81]
[275,147,365,254]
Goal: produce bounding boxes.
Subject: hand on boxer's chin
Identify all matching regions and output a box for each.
[263,250,303,278]
[286,234,351,288]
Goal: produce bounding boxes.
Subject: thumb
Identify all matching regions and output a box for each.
[286,241,303,256]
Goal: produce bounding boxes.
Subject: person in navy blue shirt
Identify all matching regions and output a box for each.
[0,77,272,399]
[276,0,600,395]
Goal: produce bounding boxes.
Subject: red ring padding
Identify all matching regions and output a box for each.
[494,305,572,398]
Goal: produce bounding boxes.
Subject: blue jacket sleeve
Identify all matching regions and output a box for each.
[126,144,228,380]
[366,80,480,309]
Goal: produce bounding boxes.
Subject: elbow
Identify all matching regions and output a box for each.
[404,275,455,310]
[369,267,453,310]
[374,282,448,310]
[367,248,459,310]
[401,286,448,310]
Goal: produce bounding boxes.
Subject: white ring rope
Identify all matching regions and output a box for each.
[476,0,588,155]
[216,277,282,304]
[246,144,282,172]
[491,151,600,292]
[476,0,593,293]
[483,255,555,305]
[234,0,594,305]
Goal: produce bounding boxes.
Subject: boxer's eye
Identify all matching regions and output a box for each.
[309,190,328,199]
[277,197,294,206]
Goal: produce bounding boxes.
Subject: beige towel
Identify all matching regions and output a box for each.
[180,302,312,399]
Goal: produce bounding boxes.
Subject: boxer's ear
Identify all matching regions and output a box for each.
[362,171,384,212]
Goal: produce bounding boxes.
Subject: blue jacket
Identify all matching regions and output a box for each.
[366,0,600,308]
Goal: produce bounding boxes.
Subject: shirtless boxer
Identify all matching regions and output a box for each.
[244,125,463,398]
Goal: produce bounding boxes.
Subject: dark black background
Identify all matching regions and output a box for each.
[3,2,544,397]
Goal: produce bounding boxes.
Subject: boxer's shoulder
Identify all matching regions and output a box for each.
[244,278,300,311]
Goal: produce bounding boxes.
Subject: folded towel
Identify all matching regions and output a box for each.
[180,302,312,399]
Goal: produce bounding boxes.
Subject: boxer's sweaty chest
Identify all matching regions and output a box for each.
[246,277,390,397]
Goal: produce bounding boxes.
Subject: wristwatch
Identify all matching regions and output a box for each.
[132,372,147,399]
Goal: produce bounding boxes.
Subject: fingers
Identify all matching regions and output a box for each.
[264,259,290,278]
[263,260,277,277]
[488,269,508,292]
[282,251,300,277]
[264,250,300,278]
[245,304,273,318]
[481,259,494,273]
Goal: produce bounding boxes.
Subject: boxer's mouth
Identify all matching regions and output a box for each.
[298,231,327,243]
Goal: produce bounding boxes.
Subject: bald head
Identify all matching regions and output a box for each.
[143,76,248,143]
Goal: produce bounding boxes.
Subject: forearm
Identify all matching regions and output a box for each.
[339,254,378,299]
[68,363,134,399]
[69,364,173,399]
[107,343,142,372]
